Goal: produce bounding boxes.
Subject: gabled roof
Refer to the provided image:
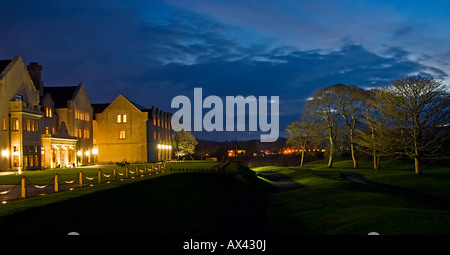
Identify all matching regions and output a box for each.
[0,60,11,74]
[43,85,79,108]
[0,55,21,79]
[92,103,110,118]
[117,94,148,112]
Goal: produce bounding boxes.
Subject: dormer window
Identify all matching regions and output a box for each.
[15,94,23,101]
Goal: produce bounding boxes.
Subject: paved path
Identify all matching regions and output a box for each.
[340,172,450,208]
[256,170,305,191]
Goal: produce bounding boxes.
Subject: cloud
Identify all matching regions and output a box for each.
[1,0,449,141]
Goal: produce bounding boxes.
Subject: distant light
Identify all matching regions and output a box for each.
[92,148,98,155]
[1,201,7,204]
[157,144,162,149]
[85,150,90,156]
[77,151,82,156]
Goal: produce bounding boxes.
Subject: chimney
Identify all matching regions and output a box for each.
[27,62,44,96]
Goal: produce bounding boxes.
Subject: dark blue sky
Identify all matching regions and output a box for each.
[1,0,449,141]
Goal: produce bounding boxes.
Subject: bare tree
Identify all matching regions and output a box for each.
[329,84,365,168]
[358,89,391,169]
[379,76,450,174]
[286,119,321,167]
[305,88,339,168]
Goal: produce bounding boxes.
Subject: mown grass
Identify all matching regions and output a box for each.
[0,161,272,235]
[253,159,450,235]
[0,162,221,185]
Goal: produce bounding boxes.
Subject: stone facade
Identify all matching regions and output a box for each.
[0,56,42,172]
[94,94,173,164]
[0,55,172,171]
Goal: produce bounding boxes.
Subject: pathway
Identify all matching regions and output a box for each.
[340,172,450,208]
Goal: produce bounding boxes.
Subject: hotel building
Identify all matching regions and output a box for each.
[0,55,172,171]
[94,94,173,163]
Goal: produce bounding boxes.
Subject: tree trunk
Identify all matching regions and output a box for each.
[373,153,378,170]
[328,136,333,168]
[414,157,422,174]
[372,128,377,169]
[350,143,358,168]
[300,150,304,168]
[349,129,358,169]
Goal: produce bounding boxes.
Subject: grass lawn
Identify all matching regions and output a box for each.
[0,161,272,235]
[253,159,450,235]
[0,162,221,185]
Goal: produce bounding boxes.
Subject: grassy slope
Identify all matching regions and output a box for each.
[0,161,272,235]
[254,160,450,235]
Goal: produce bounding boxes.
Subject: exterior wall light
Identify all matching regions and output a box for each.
[1,149,9,157]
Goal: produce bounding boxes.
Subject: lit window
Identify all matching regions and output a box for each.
[13,118,19,131]
[119,130,126,139]
[3,117,6,131]
[46,107,52,118]
[117,114,122,123]
[123,114,127,123]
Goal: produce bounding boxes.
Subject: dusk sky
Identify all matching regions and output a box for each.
[1,0,450,141]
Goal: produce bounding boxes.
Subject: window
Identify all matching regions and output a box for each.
[15,94,23,101]
[45,126,49,134]
[119,130,126,139]
[46,107,52,118]
[3,117,6,131]
[75,128,83,138]
[12,118,19,131]
[117,114,126,123]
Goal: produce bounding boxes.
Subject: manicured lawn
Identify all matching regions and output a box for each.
[0,161,221,185]
[0,161,271,234]
[253,159,450,235]
[2,158,450,235]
